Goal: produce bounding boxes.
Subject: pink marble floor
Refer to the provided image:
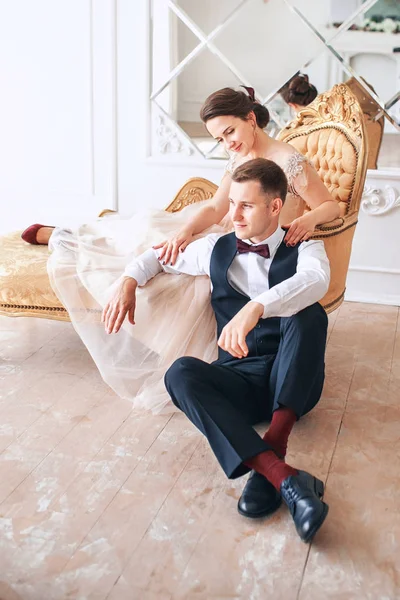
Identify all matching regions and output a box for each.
[0,302,399,599]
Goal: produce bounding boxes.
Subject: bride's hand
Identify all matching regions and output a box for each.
[153,227,194,266]
[282,212,317,246]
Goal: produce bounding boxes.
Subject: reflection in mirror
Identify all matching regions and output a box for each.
[287,0,380,38]
[151,0,400,171]
[288,0,399,126]
[151,3,206,95]
[268,50,331,122]
[171,0,245,37]
[276,65,398,169]
[212,0,325,100]
[378,94,400,168]
[317,0,400,169]
[153,46,243,158]
[329,4,399,98]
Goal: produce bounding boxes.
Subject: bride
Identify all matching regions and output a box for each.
[22,87,339,413]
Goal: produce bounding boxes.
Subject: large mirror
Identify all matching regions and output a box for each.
[150,0,400,169]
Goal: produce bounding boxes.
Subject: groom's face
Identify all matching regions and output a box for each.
[229,180,282,242]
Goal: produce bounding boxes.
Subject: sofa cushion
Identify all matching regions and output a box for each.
[0,231,69,320]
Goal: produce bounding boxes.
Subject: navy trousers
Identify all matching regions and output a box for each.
[164,304,328,479]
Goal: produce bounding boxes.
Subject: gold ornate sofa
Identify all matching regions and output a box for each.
[277,83,368,312]
[0,84,367,320]
[344,76,384,170]
[0,186,219,322]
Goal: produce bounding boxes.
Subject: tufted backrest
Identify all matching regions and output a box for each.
[277,84,368,218]
[287,128,357,216]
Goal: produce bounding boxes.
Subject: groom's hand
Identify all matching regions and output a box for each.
[218,301,264,359]
[102,276,137,334]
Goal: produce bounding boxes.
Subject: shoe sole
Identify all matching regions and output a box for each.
[314,477,325,499]
[237,496,282,519]
[301,502,329,543]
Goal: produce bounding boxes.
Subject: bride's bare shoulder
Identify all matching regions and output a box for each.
[274,139,304,160]
[265,140,305,172]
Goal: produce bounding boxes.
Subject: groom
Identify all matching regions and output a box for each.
[103,158,330,543]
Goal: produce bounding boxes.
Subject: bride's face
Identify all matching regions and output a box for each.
[206,114,256,156]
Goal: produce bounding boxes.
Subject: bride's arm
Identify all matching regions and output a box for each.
[156,172,232,265]
[283,163,340,246]
[186,173,232,234]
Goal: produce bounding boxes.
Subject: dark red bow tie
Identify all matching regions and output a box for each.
[236,238,270,258]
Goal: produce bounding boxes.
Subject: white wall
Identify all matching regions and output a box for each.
[0,0,116,234]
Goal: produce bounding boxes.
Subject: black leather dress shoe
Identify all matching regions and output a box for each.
[280,470,329,543]
[238,471,282,519]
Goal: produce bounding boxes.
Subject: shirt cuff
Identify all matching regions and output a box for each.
[123,248,162,286]
[122,265,147,287]
[252,289,281,319]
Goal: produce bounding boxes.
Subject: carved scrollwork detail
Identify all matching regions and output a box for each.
[170,187,214,212]
[290,84,364,139]
[154,114,193,156]
[361,185,400,215]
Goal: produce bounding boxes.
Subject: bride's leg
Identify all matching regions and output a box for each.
[36,227,54,245]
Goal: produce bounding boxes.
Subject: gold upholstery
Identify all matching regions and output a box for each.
[0,231,69,321]
[277,83,368,312]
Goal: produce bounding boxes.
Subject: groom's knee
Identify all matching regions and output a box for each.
[164,356,203,399]
[282,304,327,339]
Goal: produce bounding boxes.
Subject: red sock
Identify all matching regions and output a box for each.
[262,406,297,459]
[245,451,298,491]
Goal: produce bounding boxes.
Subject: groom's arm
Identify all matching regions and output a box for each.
[217,240,330,358]
[123,233,222,284]
[102,233,222,334]
[252,239,330,318]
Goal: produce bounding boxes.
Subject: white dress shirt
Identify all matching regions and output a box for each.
[123,227,330,319]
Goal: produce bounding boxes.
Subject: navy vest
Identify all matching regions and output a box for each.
[210,231,299,362]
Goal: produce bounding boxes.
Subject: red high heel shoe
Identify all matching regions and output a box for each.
[21,224,54,245]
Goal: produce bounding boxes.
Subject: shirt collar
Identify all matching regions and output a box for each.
[244,227,285,258]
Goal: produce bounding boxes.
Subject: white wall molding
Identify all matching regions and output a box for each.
[346,263,400,307]
[153,113,195,156]
[332,30,400,56]
[349,265,400,275]
[91,0,118,211]
[346,169,400,307]
[366,168,400,181]
[361,185,400,216]
[344,291,400,307]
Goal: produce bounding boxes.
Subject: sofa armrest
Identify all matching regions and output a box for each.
[311,211,358,240]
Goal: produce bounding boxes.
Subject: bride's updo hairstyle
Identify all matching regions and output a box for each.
[279,73,318,106]
[200,87,270,129]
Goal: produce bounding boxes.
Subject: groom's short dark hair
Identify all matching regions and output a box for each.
[232,158,287,203]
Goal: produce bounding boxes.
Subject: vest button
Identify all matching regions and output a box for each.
[256,324,261,329]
